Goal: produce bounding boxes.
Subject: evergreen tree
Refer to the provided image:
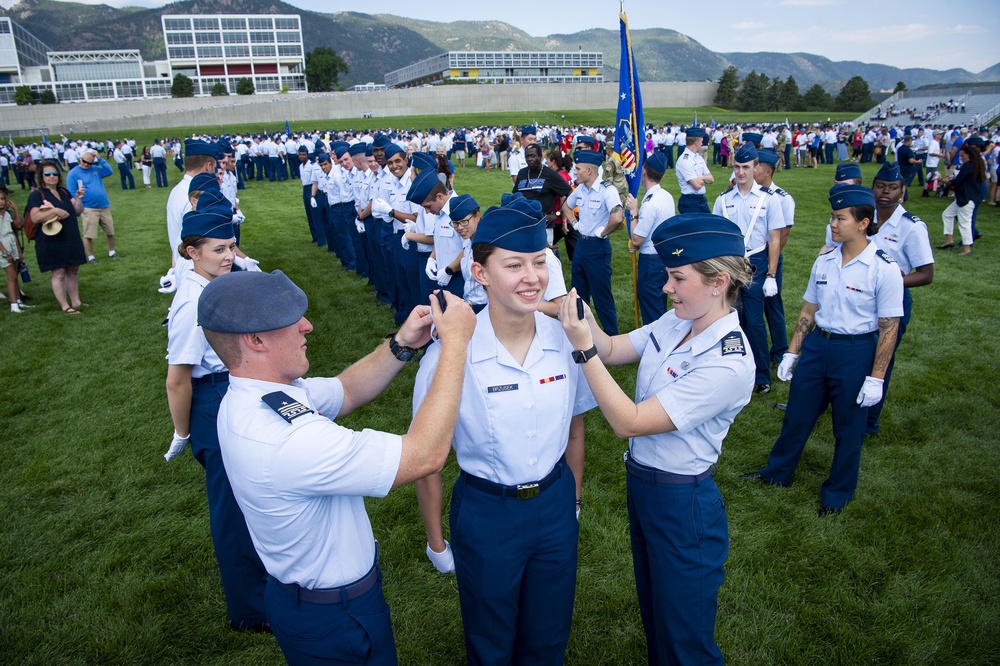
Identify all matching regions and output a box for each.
[835,76,873,112]
[780,76,802,112]
[713,66,740,109]
[210,82,228,96]
[802,83,833,111]
[894,80,907,93]
[766,77,785,112]
[737,70,767,112]
[14,86,36,106]
[171,73,194,98]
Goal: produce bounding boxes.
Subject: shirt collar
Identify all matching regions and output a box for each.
[468,310,562,368]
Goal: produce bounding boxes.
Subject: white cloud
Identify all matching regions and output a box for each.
[731,21,766,30]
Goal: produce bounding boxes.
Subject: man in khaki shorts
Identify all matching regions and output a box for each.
[66,149,117,264]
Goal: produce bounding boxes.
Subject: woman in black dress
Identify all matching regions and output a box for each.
[26,160,87,314]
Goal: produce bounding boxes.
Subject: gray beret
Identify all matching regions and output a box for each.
[198,270,308,333]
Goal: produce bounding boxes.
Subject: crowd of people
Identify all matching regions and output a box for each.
[1,114,996,664]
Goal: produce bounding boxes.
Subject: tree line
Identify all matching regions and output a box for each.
[713,66,874,113]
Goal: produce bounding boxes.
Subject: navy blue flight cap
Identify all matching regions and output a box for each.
[757,149,779,166]
[576,135,596,146]
[364,144,373,157]
[575,150,603,167]
[873,162,902,182]
[835,162,862,181]
[406,168,440,204]
[180,204,235,240]
[448,194,480,221]
[373,134,391,148]
[331,141,350,159]
[733,143,758,163]
[189,172,221,194]
[742,132,763,146]
[651,214,744,268]
[218,140,234,156]
[521,125,537,137]
[965,136,985,147]
[645,150,667,173]
[296,145,308,154]
[383,143,404,160]
[503,195,545,222]
[829,184,876,209]
[472,203,547,252]
[686,127,705,139]
[409,151,437,171]
[195,189,229,210]
[348,142,367,156]
[316,152,331,164]
[198,269,308,334]
[500,192,525,206]
[185,138,220,159]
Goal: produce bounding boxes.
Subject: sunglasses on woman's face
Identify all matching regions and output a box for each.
[43,171,60,176]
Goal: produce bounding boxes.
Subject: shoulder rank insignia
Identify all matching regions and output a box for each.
[600,180,613,188]
[876,249,896,264]
[261,391,314,423]
[721,331,746,356]
[723,185,735,195]
[902,211,924,224]
[774,187,788,197]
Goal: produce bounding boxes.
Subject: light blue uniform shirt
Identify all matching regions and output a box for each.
[565,180,622,238]
[806,240,905,335]
[675,148,710,195]
[166,272,226,378]
[219,375,402,590]
[871,206,934,275]
[631,183,676,254]
[413,309,596,486]
[712,183,785,255]
[627,310,754,475]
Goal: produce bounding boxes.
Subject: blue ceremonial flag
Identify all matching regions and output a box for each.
[41,134,49,147]
[614,10,643,215]
[693,112,698,128]
[285,120,291,136]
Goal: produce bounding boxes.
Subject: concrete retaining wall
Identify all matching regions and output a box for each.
[0,82,717,136]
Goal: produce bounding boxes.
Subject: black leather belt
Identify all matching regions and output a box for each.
[276,546,380,605]
[814,328,876,341]
[461,457,565,500]
[625,451,713,485]
[192,371,229,385]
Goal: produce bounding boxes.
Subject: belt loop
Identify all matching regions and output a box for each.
[340,585,349,609]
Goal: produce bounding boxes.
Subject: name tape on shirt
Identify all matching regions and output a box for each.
[261,391,315,423]
[487,383,518,394]
[721,332,747,356]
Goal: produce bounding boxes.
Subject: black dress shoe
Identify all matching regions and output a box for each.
[755,384,771,395]
[936,242,954,249]
[818,507,842,518]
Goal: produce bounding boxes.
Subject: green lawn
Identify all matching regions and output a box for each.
[1,139,996,665]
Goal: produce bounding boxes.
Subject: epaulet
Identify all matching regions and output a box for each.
[680,153,689,159]
[819,247,836,256]
[600,180,613,188]
[721,331,746,357]
[901,211,924,225]
[261,391,314,423]
[722,185,735,195]
[876,249,896,264]
[760,186,775,195]
[773,187,788,197]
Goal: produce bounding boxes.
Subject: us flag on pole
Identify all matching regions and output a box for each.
[614,8,644,204]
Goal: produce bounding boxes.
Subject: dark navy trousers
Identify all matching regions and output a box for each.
[764,252,789,364]
[450,462,578,666]
[627,458,727,666]
[636,253,667,326]
[759,330,876,509]
[739,250,772,386]
[677,193,709,214]
[117,162,134,190]
[866,288,911,434]
[189,377,268,628]
[571,235,618,335]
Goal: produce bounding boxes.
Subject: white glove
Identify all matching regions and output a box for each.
[164,430,190,462]
[310,196,317,208]
[400,234,410,250]
[233,210,246,225]
[856,376,884,408]
[371,197,393,217]
[425,541,455,574]
[424,257,438,280]
[763,276,778,297]
[355,218,365,234]
[235,256,261,272]
[436,268,452,286]
[777,353,798,382]
[157,268,176,294]
[403,221,416,234]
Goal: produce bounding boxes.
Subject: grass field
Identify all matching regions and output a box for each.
[1,133,997,665]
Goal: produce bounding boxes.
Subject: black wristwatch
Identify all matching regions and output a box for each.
[572,345,598,364]
[386,333,419,362]
[444,266,455,276]
[766,272,776,278]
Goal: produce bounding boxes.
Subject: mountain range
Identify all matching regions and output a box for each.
[2,0,996,93]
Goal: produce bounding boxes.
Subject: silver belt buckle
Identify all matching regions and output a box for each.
[515,482,539,500]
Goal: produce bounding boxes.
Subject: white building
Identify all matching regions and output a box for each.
[385,51,604,88]
[162,14,307,95]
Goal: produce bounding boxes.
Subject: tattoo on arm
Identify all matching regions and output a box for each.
[873,317,900,375]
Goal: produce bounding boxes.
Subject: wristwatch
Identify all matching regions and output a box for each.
[572,345,598,364]
[444,266,454,276]
[766,273,776,278]
[386,333,419,362]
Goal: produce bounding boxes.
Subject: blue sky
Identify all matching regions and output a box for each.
[2,0,995,72]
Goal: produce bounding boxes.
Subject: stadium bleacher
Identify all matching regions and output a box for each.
[855,88,1000,128]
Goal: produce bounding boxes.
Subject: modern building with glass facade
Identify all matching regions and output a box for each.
[161,14,306,95]
[385,51,604,88]
[0,13,307,104]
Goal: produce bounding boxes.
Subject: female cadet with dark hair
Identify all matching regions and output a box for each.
[413,197,595,665]
[558,213,754,665]
[744,185,904,516]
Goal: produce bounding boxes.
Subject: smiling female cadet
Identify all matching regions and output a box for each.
[559,213,754,666]
[163,202,269,632]
[743,185,903,516]
[412,198,596,665]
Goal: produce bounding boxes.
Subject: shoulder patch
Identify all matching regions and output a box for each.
[721,331,746,356]
[261,391,315,423]
[876,249,896,264]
